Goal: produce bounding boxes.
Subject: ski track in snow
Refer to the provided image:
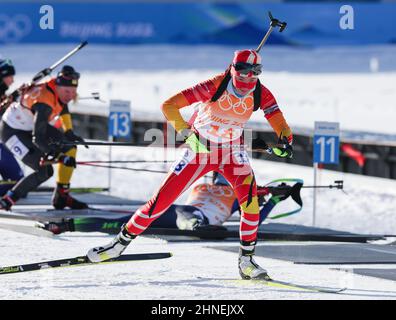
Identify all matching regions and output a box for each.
[2,146,396,299]
[1,233,396,300]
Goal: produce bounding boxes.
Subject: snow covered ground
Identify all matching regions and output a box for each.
[1,146,396,300]
[2,233,396,300]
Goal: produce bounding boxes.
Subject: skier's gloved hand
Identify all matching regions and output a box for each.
[46,144,63,161]
[40,143,64,166]
[252,137,273,155]
[64,129,83,142]
[272,136,293,159]
[64,130,89,149]
[179,128,210,153]
[272,145,293,158]
[58,154,76,167]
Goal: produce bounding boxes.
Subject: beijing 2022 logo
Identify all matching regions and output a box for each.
[0,14,32,43]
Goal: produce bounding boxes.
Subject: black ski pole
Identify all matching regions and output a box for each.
[55,141,137,147]
[78,163,167,174]
[36,186,110,193]
[77,160,173,164]
[31,41,88,83]
[301,180,344,190]
[256,11,287,53]
[75,92,106,103]
[1,41,88,110]
[302,181,346,194]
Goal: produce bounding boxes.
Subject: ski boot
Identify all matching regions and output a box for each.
[0,191,18,211]
[52,184,88,210]
[36,219,75,235]
[238,241,271,281]
[87,225,135,263]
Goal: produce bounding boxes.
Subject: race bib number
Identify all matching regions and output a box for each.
[170,149,196,175]
[5,135,29,160]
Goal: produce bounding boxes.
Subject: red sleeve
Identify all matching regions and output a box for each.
[260,85,281,119]
[181,73,226,105]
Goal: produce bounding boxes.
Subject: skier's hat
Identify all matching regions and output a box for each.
[55,65,80,87]
[0,59,15,79]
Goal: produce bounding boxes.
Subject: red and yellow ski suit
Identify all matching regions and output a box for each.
[126,72,292,243]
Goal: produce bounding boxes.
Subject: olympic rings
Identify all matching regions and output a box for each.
[217,92,254,115]
[194,184,234,197]
[0,14,32,42]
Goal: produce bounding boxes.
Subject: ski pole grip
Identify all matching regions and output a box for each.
[32,68,51,83]
[270,18,280,27]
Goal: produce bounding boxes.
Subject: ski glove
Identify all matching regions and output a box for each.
[40,143,64,166]
[272,136,293,159]
[252,137,273,155]
[65,130,89,149]
[46,143,63,161]
[180,129,210,154]
[40,152,76,168]
[252,136,292,158]
[58,155,76,167]
[65,130,83,142]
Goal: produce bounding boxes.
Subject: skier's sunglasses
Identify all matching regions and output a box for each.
[233,62,262,76]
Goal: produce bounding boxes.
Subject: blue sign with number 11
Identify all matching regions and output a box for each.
[313,122,340,164]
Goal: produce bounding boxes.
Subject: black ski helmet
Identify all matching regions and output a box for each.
[55,65,80,87]
[0,59,15,79]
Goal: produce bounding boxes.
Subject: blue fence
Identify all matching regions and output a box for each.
[1,2,395,46]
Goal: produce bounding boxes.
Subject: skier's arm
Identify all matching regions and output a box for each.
[161,73,225,133]
[58,104,86,145]
[161,93,191,133]
[32,103,53,153]
[260,86,293,144]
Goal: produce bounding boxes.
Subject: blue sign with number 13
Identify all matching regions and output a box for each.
[108,100,131,138]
